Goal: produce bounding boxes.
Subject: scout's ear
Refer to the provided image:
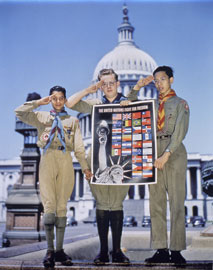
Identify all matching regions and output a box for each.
[170,77,174,84]
[116,81,120,87]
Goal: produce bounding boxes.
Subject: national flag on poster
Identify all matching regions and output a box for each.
[133,134,142,141]
[132,155,142,163]
[142,125,151,133]
[112,141,121,148]
[112,148,121,156]
[112,113,122,120]
[122,127,132,134]
[124,120,132,127]
[122,148,132,155]
[143,155,152,163]
[122,113,131,120]
[143,163,153,170]
[142,118,151,125]
[132,141,142,148]
[122,142,132,148]
[132,163,143,170]
[132,148,142,155]
[112,120,122,128]
[132,126,141,133]
[142,111,151,118]
[132,119,141,126]
[143,148,152,155]
[132,171,142,177]
[122,134,132,141]
[143,140,152,148]
[132,112,141,119]
[143,170,153,178]
[112,128,122,134]
[112,135,122,140]
[142,133,152,141]
[143,162,153,168]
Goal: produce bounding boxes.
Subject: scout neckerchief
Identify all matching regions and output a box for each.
[157,89,176,131]
[102,93,127,104]
[43,109,68,153]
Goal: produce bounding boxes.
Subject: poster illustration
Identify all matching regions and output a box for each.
[91,100,157,185]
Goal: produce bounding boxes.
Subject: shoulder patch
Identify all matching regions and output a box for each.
[41,132,49,141]
[180,100,189,111]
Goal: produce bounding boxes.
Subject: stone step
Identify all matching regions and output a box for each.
[0,260,212,270]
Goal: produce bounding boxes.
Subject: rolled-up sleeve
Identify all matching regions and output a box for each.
[127,88,139,101]
[15,101,40,127]
[71,99,101,114]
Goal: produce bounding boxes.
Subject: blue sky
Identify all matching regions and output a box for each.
[0,0,213,159]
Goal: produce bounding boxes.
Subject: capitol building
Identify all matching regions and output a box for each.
[0,5,213,226]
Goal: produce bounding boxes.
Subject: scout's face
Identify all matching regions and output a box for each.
[100,74,120,102]
[51,91,66,112]
[154,71,174,96]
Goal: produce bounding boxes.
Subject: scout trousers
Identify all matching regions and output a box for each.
[149,139,187,251]
[39,149,74,217]
[87,148,129,211]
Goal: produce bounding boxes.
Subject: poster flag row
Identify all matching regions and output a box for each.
[91,100,157,185]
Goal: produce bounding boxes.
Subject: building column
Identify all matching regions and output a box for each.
[81,118,85,138]
[134,185,140,200]
[75,170,80,201]
[85,116,89,138]
[82,176,92,200]
[124,85,129,96]
[144,184,149,199]
[196,167,203,199]
[186,168,192,199]
[145,88,150,98]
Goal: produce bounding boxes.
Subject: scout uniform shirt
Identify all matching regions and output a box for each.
[15,100,88,172]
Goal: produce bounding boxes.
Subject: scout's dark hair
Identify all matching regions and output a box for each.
[49,85,66,98]
[153,66,174,78]
[98,68,118,81]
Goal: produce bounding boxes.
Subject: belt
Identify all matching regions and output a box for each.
[46,146,65,151]
[157,135,171,139]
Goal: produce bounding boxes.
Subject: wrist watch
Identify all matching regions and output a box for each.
[165,149,170,153]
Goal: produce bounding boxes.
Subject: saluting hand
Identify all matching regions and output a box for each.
[86,81,103,94]
[134,75,154,90]
[36,93,57,106]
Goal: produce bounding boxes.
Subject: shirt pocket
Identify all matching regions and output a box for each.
[64,127,74,148]
[165,107,177,133]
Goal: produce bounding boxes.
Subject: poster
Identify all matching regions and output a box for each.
[91,100,157,185]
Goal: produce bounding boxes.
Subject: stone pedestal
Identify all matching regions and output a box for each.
[2,93,45,247]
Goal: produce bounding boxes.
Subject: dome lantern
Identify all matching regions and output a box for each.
[117,3,135,45]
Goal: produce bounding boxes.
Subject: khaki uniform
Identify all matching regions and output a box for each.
[72,99,129,211]
[128,89,190,251]
[150,95,189,251]
[15,101,88,217]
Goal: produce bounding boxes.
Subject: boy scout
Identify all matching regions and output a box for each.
[128,66,189,264]
[66,69,131,265]
[66,69,153,265]
[15,86,92,268]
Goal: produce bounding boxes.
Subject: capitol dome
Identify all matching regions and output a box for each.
[93,4,157,82]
